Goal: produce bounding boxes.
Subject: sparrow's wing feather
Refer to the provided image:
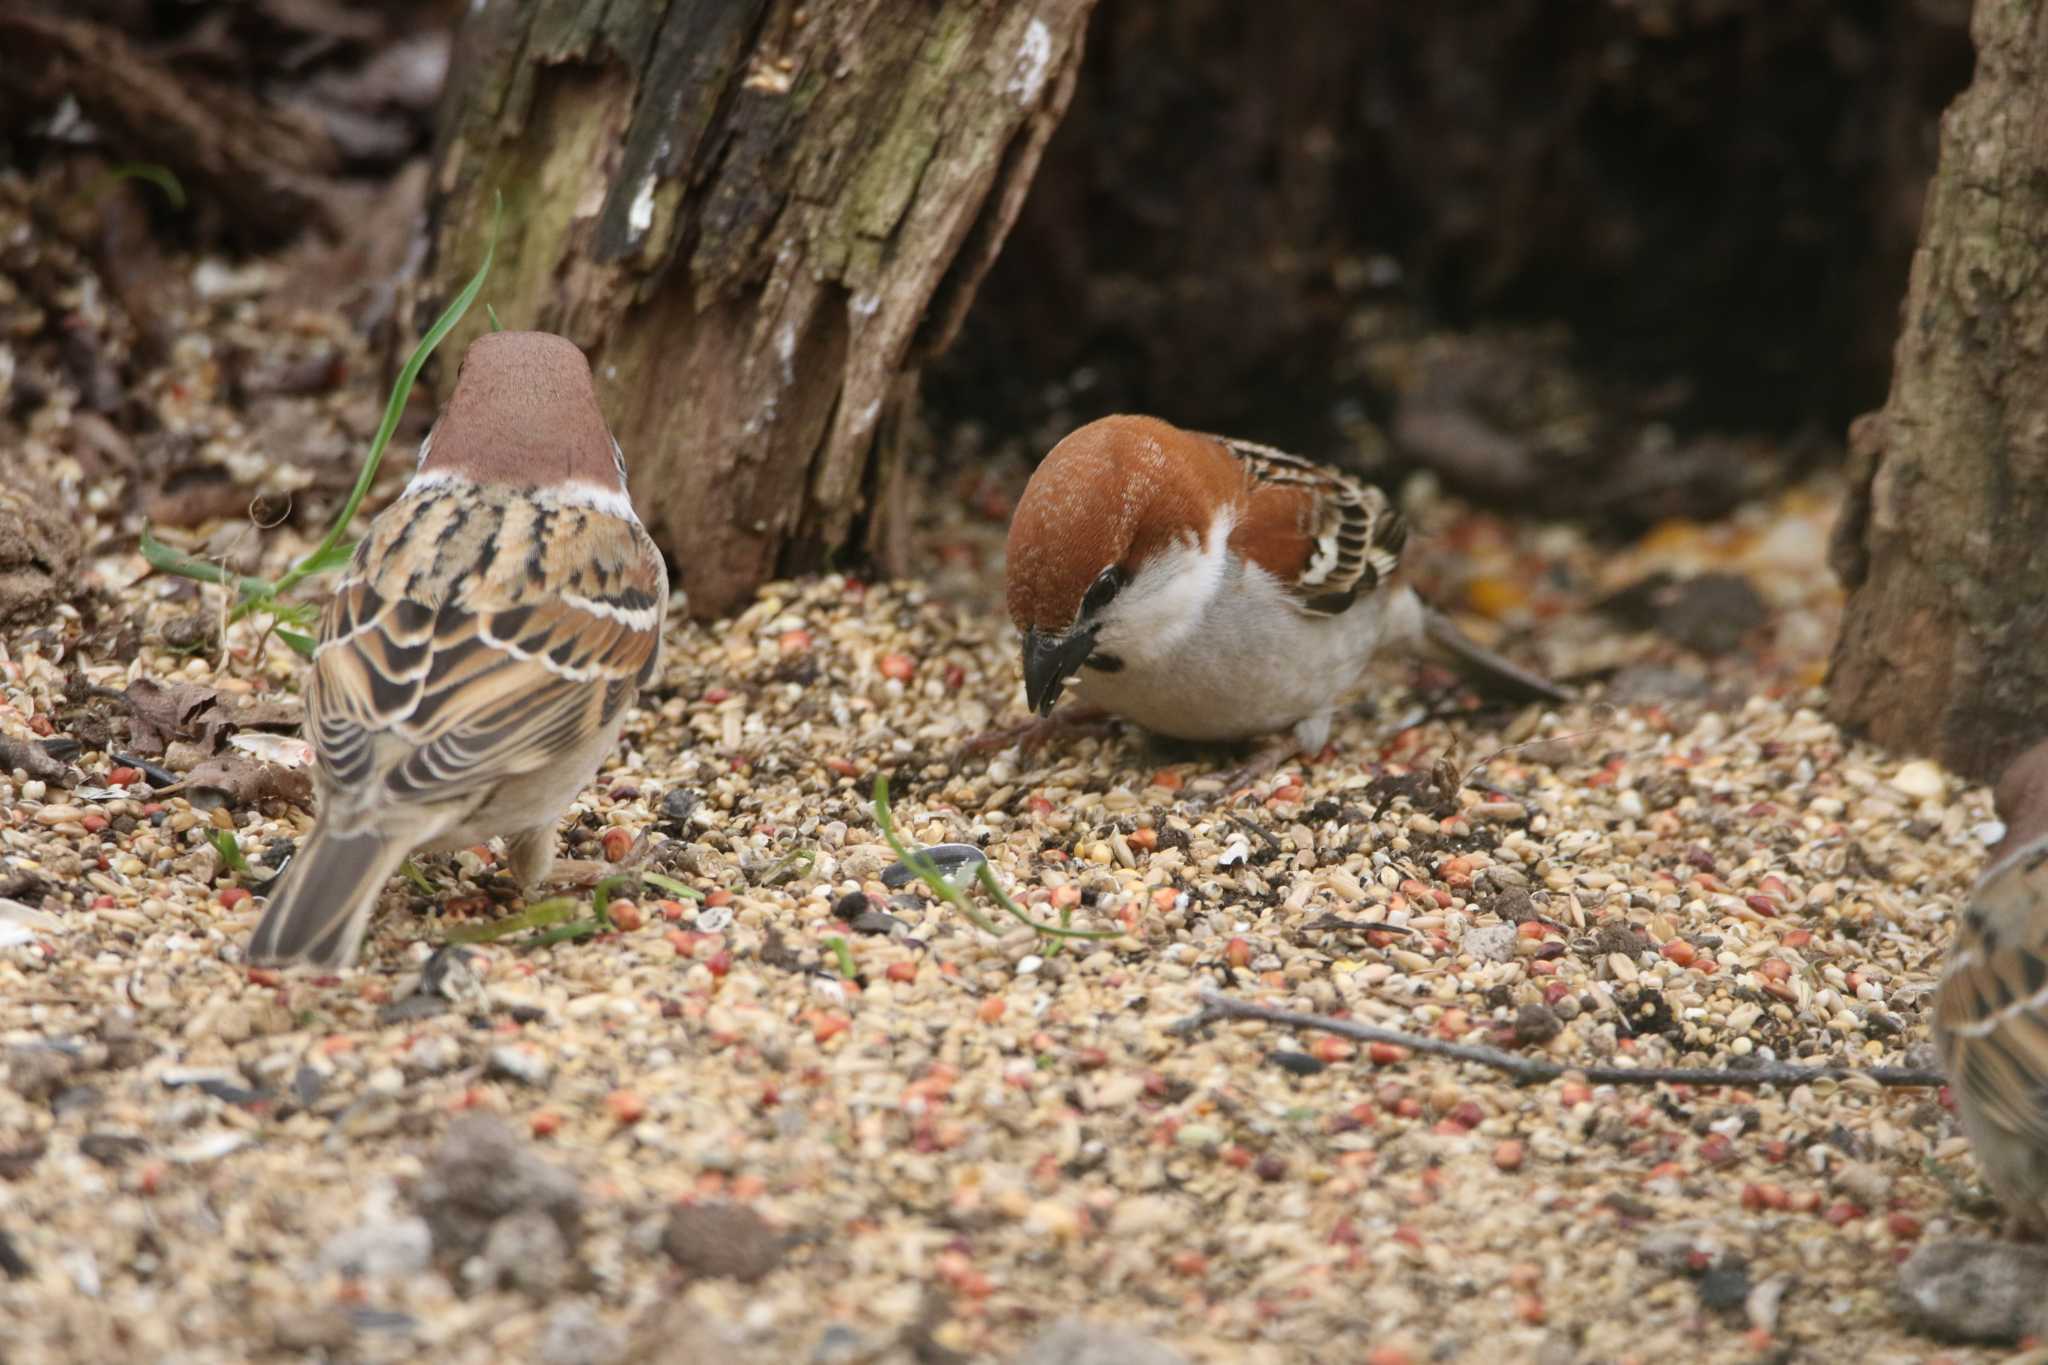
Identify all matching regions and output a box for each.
[1936,838,2048,1148]
[1204,434,1407,617]
[308,506,664,817]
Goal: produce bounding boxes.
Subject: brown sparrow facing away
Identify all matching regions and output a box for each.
[999,415,1564,767]
[1935,738,2048,1233]
[247,331,668,969]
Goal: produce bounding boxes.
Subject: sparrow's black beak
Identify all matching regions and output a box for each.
[1022,626,1097,716]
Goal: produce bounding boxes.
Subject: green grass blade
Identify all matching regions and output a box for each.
[99,162,186,209]
[139,526,273,599]
[273,190,502,599]
[207,829,252,877]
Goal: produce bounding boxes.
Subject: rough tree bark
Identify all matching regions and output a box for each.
[1827,0,2048,783]
[425,0,1092,617]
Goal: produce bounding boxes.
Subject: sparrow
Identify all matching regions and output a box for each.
[246,330,668,969]
[1934,737,2048,1233]
[999,414,1564,765]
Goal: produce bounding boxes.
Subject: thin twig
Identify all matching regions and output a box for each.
[1177,987,1945,1089]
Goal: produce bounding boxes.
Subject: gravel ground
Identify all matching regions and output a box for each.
[0,232,2013,1365]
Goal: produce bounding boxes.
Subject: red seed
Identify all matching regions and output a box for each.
[108,767,142,786]
[607,900,643,932]
[702,687,730,703]
[943,663,966,690]
[812,1014,849,1043]
[705,950,733,977]
[246,967,281,988]
[1661,940,1696,966]
[606,1090,646,1124]
[885,961,918,983]
[601,827,634,862]
[879,653,916,681]
[1888,1212,1923,1240]
[1312,1036,1354,1064]
[531,1110,563,1137]
[1225,937,1253,968]
[1168,1250,1208,1277]
[978,998,1007,1024]
[219,886,251,909]
[777,628,812,654]
[1368,1042,1408,1066]
[1823,1201,1862,1227]
[1492,1139,1525,1171]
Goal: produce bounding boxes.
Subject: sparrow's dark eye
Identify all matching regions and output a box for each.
[1080,567,1125,618]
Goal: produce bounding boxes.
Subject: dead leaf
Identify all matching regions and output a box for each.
[227,696,304,731]
[180,755,313,809]
[123,678,228,757]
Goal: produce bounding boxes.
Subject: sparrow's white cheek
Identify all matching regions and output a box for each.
[1103,528,1231,661]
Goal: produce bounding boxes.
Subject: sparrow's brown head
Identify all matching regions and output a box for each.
[420,331,627,495]
[1992,738,2048,870]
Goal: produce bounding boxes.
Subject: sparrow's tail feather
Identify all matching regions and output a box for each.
[1412,596,1571,705]
[246,827,405,969]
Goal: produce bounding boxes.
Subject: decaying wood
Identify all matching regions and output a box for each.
[426,0,1094,617]
[1828,0,2048,782]
[0,5,339,243]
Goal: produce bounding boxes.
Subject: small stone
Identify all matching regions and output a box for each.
[1897,1240,2048,1343]
[414,1115,582,1265]
[538,1300,625,1365]
[1013,1319,1190,1365]
[809,1323,868,1365]
[272,1308,354,1354]
[1890,760,1946,801]
[1696,1260,1752,1317]
[1513,1003,1562,1046]
[320,1217,432,1279]
[661,1201,786,1283]
[881,843,987,890]
[487,1044,553,1088]
[476,1207,571,1297]
[1462,923,1517,963]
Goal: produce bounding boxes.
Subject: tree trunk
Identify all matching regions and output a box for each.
[1826,0,2048,783]
[424,0,1092,617]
